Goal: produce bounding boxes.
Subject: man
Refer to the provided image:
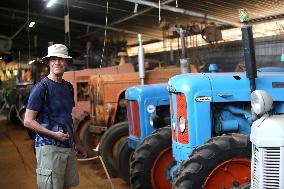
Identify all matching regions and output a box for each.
[24,44,87,189]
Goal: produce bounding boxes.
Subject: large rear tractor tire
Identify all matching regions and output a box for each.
[130,127,174,189]
[173,133,251,189]
[99,121,129,177]
[116,137,134,184]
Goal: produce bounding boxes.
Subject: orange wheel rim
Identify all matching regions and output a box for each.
[151,147,174,189]
[204,157,251,189]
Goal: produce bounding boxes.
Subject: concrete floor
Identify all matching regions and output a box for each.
[0,115,130,189]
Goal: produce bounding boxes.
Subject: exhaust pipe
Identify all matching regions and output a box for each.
[240,9,257,92]
[138,34,145,85]
[176,28,190,74]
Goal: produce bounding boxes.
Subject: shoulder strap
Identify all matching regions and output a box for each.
[63,80,75,107]
[34,79,49,122]
[42,81,49,105]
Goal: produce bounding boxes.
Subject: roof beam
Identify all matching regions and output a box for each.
[123,0,241,27]
[0,6,162,40]
[109,0,175,26]
[77,0,175,40]
[44,14,163,40]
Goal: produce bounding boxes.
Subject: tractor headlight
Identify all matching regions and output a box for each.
[251,90,273,115]
[179,116,186,133]
[150,116,154,127]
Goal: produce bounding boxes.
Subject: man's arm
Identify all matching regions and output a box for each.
[73,131,87,158]
[24,109,70,142]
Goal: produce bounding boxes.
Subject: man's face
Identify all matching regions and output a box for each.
[48,57,68,76]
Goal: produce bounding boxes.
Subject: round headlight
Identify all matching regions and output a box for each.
[251,90,273,115]
[179,116,186,133]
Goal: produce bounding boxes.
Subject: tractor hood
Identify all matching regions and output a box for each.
[169,72,284,102]
[90,67,180,84]
[126,83,168,101]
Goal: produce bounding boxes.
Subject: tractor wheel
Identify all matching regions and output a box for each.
[173,134,251,189]
[8,106,17,125]
[116,137,134,184]
[130,127,174,189]
[99,121,129,177]
[78,117,99,157]
[18,107,26,127]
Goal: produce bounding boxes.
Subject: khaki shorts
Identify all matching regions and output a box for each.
[35,145,79,189]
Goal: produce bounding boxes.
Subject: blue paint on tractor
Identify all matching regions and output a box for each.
[126,83,170,149]
[258,67,284,72]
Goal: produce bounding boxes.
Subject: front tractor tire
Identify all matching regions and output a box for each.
[130,127,174,189]
[173,134,251,189]
[99,121,129,177]
[116,137,134,183]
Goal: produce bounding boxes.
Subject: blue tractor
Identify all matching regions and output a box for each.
[169,13,284,189]
[116,83,173,187]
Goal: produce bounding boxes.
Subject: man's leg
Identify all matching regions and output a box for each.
[64,148,79,188]
[36,146,68,189]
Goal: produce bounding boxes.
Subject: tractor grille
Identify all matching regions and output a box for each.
[91,84,103,117]
[252,145,260,189]
[263,147,280,188]
[170,94,176,141]
[126,100,141,138]
[252,145,281,189]
[176,93,189,144]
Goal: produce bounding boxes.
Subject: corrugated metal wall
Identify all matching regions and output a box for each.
[145,34,284,72]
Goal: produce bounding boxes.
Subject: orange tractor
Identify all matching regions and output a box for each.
[63,63,135,130]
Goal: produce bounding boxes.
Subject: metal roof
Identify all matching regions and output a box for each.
[0,0,284,59]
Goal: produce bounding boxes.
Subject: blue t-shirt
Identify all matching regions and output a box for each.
[27,77,74,148]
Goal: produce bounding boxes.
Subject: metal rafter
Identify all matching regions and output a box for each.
[0,6,162,40]
[123,0,241,27]
[78,0,175,40]
[109,0,176,26]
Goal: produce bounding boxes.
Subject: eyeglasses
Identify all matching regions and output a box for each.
[49,57,68,63]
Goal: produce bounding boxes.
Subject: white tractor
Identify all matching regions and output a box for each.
[250,90,284,188]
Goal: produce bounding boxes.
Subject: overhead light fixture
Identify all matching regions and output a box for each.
[46,0,57,8]
[28,60,35,64]
[29,21,35,28]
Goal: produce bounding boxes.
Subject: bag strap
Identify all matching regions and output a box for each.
[63,79,75,107]
[42,81,49,105]
[38,80,50,126]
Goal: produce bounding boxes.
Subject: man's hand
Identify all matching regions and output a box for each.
[75,143,87,158]
[53,131,70,142]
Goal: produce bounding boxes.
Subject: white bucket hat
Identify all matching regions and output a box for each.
[42,44,73,64]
